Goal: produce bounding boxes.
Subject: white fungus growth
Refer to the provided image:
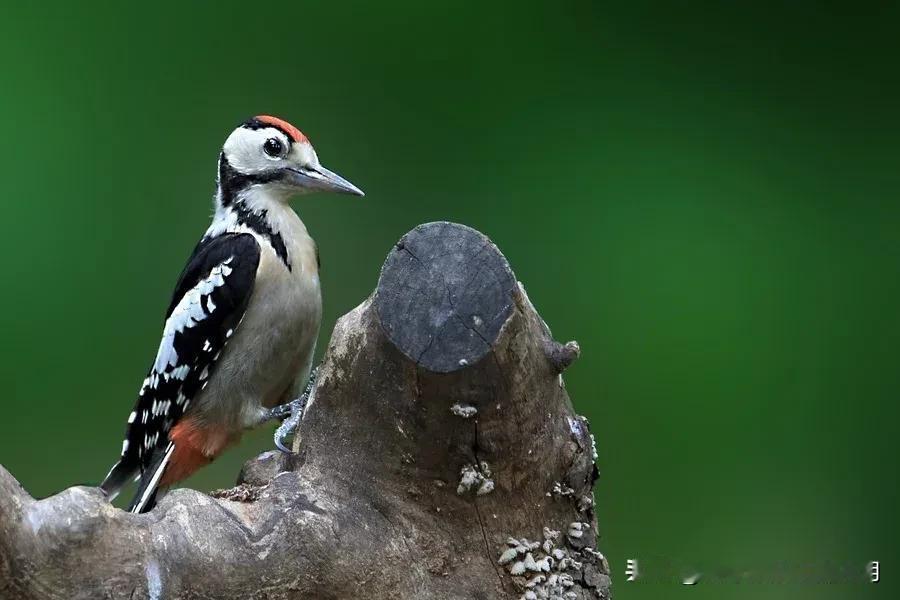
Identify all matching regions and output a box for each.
[450,403,478,418]
[582,547,607,565]
[578,494,595,513]
[500,525,606,600]
[549,482,575,498]
[456,462,494,496]
[457,466,479,494]
[566,521,590,540]
[542,527,561,553]
[499,547,519,564]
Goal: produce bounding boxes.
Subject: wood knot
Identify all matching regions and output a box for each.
[544,340,581,373]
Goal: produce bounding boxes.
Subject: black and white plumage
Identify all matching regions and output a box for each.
[101,115,363,513]
[101,233,260,508]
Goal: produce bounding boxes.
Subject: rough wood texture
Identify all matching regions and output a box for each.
[0,222,610,600]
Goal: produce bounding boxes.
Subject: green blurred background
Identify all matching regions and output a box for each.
[0,2,896,598]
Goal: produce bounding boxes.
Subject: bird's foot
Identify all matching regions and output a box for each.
[273,403,304,453]
[269,367,319,453]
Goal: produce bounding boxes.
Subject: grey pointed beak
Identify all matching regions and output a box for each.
[287,165,365,196]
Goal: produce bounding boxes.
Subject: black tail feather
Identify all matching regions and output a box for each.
[127,443,174,513]
[100,458,138,501]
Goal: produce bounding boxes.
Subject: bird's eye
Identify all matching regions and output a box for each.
[263,138,285,158]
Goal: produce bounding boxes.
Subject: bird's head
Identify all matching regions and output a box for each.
[218,115,364,203]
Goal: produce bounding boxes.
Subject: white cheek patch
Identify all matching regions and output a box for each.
[223,127,291,174]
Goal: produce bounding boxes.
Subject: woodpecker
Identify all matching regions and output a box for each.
[100,115,363,513]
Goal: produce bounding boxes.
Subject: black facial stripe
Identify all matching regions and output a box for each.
[215,154,291,270]
[231,202,291,271]
[217,153,283,205]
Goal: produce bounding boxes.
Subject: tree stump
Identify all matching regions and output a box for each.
[0,222,610,600]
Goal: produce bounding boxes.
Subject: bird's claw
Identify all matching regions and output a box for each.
[274,406,303,453]
[271,366,318,453]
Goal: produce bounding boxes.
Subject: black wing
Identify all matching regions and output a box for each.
[101,232,261,506]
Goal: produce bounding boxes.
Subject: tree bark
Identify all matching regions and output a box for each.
[0,222,610,600]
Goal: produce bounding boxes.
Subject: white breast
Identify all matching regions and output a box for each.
[195,205,322,430]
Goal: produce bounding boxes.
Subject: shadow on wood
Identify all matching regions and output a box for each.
[0,222,610,600]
